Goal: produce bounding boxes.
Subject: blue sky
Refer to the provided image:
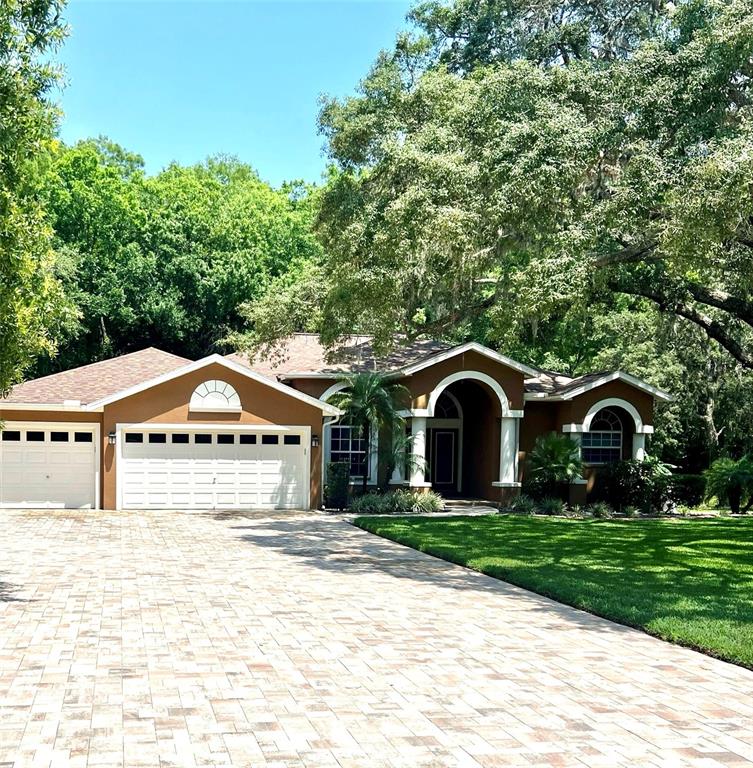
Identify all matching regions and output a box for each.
[56,1,413,186]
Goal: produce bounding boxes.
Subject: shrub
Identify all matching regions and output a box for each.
[509,494,537,515]
[411,490,445,514]
[351,489,445,516]
[324,462,350,509]
[622,505,640,518]
[704,456,753,514]
[567,504,585,518]
[350,492,386,515]
[526,433,583,499]
[538,497,566,516]
[668,474,706,507]
[594,456,673,513]
[587,501,613,519]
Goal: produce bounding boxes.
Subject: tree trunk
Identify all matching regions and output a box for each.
[729,486,742,515]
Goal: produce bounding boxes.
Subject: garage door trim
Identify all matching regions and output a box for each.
[0,420,100,509]
[115,422,311,510]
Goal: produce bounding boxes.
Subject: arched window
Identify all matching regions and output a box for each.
[189,380,241,412]
[581,408,622,464]
[434,393,459,419]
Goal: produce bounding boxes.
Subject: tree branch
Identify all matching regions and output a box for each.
[613,280,753,369]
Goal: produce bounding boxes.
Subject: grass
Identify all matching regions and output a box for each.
[354,514,753,668]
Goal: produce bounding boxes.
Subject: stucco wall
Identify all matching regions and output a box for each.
[405,350,525,411]
[101,363,325,510]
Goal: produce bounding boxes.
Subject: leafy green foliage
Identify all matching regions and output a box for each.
[354,514,753,667]
[704,457,753,514]
[526,432,583,498]
[350,489,445,515]
[329,372,409,491]
[0,0,73,393]
[594,456,674,512]
[669,474,707,507]
[537,497,567,516]
[324,461,350,509]
[35,141,322,372]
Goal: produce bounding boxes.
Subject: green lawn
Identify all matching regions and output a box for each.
[354,514,753,668]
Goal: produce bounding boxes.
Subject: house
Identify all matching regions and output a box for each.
[0,335,671,510]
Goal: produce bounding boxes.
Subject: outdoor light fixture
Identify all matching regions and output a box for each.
[311,434,320,448]
[108,431,116,446]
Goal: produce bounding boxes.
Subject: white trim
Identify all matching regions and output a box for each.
[534,371,671,402]
[320,381,348,402]
[427,370,512,418]
[399,342,540,378]
[85,354,341,416]
[564,421,653,435]
[0,420,100,509]
[430,390,464,492]
[0,402,96,412]
[115,423,311,511]
[319,381,378,487]
[509,409,525,418]
[492,481,522,488]
[582,398,644,432]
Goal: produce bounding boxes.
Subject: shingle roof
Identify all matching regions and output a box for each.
[228,334,453,378]
[2,348,191,406]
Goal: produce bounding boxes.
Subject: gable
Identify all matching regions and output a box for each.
[86,354,340,416]
[102,362,335,425]
[404,348,527,412]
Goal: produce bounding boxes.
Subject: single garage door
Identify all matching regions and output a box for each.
[120,428,309,510]
[0,423,99,509]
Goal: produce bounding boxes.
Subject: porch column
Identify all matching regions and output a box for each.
[632,433,647,461]
[563,426,587,486]
[495,416,519,485]
[409,416,431,488]
[390,427,405,485]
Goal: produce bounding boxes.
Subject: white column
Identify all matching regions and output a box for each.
[568,431,587,485]
[409,416,430,487]
[390,428,405,485]
[632,433,646,461]
[497,417,518,485]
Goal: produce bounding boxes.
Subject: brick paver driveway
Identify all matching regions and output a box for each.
[1,510,753,768]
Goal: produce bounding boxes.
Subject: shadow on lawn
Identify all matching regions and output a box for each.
[225,513,753,654]
[221,515,653,636]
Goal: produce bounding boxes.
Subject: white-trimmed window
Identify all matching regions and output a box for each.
[330,425,368,478]
[581,408,623,464]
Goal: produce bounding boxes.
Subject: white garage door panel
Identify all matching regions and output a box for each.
[120,429,308,510]
[0,424,98,509]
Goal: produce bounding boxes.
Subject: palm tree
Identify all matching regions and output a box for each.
[527,432,584,498]
[330,372,409,493]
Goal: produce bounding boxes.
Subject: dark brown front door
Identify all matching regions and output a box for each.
[431,429,457,490]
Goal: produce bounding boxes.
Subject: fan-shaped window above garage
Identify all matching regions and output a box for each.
[189,380,241,412]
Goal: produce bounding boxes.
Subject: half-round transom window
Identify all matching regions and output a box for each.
[581,407,622,464]
[434,393,459,419]
[189,380,241,412]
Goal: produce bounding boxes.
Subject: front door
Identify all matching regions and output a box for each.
[431,429,457,491]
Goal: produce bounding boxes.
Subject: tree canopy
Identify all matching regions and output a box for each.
[34,140,322,373]
[0,0,72,393]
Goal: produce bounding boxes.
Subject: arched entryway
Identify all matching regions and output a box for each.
[405,370,522,499]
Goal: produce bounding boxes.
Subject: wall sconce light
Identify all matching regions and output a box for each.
[108,431,116,446]
[311,434,320,448]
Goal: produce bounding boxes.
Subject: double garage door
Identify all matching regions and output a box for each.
[120,427,309,510]
[0,423,98,509]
